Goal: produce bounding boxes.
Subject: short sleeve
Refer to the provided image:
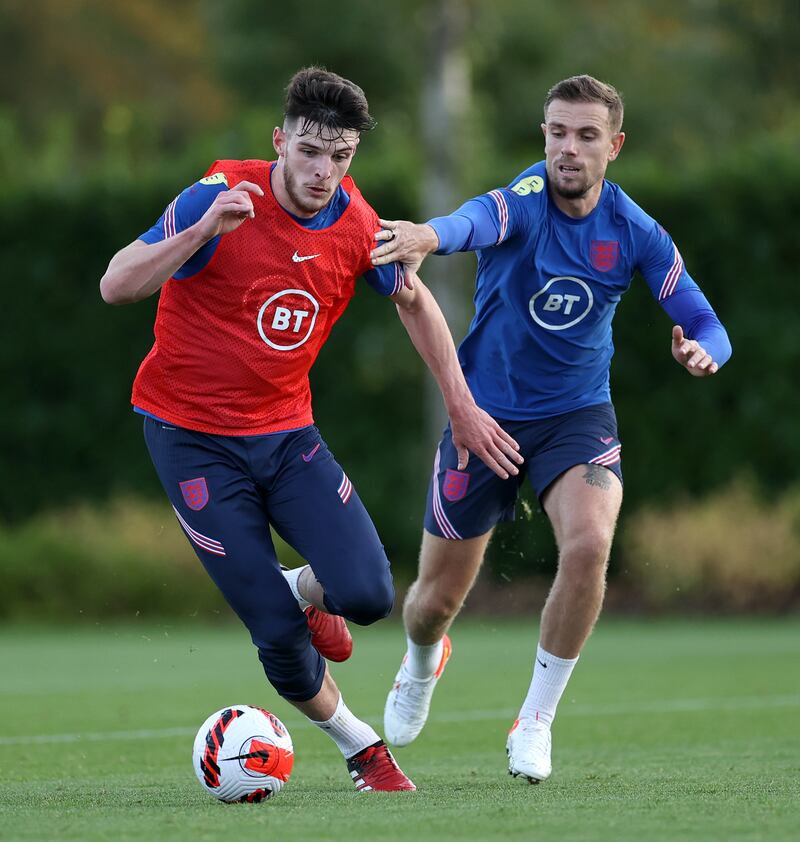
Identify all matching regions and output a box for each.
[137,174,229,279]
[363,262,406,296]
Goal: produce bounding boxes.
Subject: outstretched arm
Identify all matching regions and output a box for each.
[100,181,264,304]
[391,275,524,479]
[371,194,510,273]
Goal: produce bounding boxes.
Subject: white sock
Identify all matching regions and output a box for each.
[282,565,311,611]
[405,636,444,679]
[517,643,579,728]
[309,695,381,758]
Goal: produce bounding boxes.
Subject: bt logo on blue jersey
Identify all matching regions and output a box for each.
[529,277,593,331]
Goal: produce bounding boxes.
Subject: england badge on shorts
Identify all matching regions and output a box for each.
[442,469,470,502]
[180,477,209,511]
[590,240,619,272]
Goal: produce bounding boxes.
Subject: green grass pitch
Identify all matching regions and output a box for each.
[1,618,798,840]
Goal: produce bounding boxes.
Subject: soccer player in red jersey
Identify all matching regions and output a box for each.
[100,67,522,792]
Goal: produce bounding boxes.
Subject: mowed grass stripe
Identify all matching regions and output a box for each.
[2,692,798,746]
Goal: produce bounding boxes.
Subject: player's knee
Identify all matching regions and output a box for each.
[416,587,463,626]
[330,572,395,626]
[560,529,612,578]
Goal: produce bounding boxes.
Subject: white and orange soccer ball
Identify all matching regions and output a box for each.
[192,705,294,803]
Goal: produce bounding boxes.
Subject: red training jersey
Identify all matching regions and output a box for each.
[131,160,383,435]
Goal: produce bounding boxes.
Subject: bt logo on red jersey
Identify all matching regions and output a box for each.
[257,289,320,351]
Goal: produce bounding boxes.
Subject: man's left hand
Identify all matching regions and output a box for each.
[671,325,719,376]
[372,219,439,275]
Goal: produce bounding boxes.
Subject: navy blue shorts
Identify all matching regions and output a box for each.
[143,418,394,702]
[424,402,623,540]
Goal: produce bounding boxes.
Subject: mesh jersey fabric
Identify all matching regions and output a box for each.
[132,159,388,434]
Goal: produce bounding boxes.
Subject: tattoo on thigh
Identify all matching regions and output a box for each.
[583,464,612,490]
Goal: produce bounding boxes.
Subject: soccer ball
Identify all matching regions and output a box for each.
[192,705,294,803]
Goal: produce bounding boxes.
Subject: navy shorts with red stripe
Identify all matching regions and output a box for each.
[143,418,394,701]
[424,401,623,540]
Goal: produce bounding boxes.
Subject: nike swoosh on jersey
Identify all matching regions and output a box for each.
[292,251,321,263]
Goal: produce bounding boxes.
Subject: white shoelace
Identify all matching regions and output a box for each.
[390,668,437,720]
[516,722,550,747]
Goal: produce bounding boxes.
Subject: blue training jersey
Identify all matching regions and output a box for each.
[429,161,731,420]
[139,164,403,295]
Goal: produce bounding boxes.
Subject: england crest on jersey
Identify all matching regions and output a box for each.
[590,240,619,272]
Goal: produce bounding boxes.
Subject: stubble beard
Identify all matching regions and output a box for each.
[553,180,590,200]
[551,167,592,200]
[283,165,328,215]
[547,156,604,201]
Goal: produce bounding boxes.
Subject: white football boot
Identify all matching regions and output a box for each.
[506,718,552,783]
[384,635,452,747]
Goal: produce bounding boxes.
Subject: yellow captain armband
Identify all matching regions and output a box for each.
[511,175,544,196]
[199,173,229,186]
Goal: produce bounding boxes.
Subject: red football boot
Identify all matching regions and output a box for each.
[305,606,353,662]
[346,740,416,792]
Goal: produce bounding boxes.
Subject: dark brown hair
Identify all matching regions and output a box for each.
[284,67,376,138]
[544,75,624,133]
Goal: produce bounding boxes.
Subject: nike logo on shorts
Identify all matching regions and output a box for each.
[301,443,321,462]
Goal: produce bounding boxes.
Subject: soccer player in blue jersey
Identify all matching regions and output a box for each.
[372,74,732,783]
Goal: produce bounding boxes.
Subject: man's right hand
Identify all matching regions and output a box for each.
[197,181,265,241]
[449,401,524,479]
[371,219,440,274]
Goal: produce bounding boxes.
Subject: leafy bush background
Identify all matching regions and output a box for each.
[620,479,800,612]
[3,479,798,621]
[4,159,797,584]
[0,497,304,622]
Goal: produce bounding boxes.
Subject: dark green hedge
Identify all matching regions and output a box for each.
[3,156,797,578]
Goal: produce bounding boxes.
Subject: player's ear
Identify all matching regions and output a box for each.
[608,131,625,161]
[273,126,287,158]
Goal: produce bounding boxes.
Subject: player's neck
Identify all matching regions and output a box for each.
[549,180,603,219]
